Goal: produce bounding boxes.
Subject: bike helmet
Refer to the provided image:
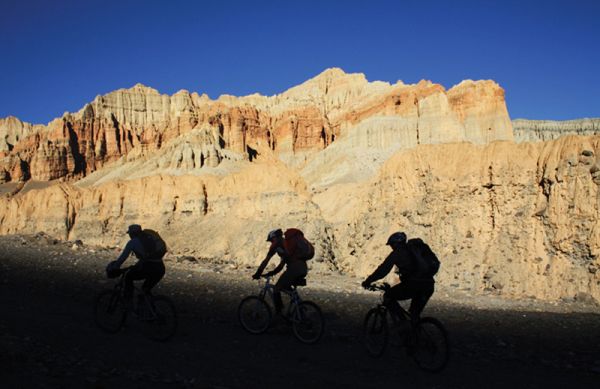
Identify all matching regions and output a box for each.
[266,228,283,242]
[386,231,407,246]
[126,224,142,236]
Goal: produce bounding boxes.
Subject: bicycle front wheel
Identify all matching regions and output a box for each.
[291,301,324,344]
[238,296,272,334]
[140,295,178,341]
[363,307,388,357]
[94,289,127,334]
[411,317,449,372]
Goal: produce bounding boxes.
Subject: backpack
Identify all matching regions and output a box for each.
[139,229,168,260]
[283,228,315,261]
[407,238,440,277]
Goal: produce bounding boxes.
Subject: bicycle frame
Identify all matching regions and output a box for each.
[370,284,413,328]
[111,267,158,318]
[364,283,449,370]
[257,276,303,321]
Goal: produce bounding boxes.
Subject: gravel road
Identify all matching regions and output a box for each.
[1,234,599,388]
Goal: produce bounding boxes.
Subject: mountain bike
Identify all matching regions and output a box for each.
[94,266,177,341]
[238,275,324,344]
[363,283,449,372]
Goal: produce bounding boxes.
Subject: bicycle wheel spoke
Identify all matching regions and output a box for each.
[238,296,272,334]
[292,301,324,344]
[363,308,388,357]
[411,317,449,372]
[94,290,127,334]
[140,296,178,341]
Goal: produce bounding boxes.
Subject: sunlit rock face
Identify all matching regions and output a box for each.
[322,137,600,304]
[2,68,599,304]
[513,118,600,142]
[0,68,513,183]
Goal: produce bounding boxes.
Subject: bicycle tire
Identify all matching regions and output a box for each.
[140,295,178,342]
[363,307,388,357]
[291,301,324,344]
[238,296,272,334]
[411,317,449,372]
[94,289,127,334]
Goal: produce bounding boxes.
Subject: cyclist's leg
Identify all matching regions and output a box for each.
[408,280,434,319]
[124,262,146,300]
[384,282,413,317]
[274,261,307,313]
[273,270,292,313]
[141,261,165,294]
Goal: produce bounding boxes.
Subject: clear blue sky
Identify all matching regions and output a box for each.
[1,0,598,124]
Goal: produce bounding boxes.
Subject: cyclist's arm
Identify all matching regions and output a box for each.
[269,258,285,276]
[364,252,395,285]
[114,240,135,267]
[255,246,277,276]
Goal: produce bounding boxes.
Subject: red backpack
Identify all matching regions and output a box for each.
[283,228,315,261]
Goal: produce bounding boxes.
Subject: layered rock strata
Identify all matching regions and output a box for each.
[513,118,600,142]
[320,136,600,303]
[1,69,513,183]
[3,69,599,305]
[1,136,599,303]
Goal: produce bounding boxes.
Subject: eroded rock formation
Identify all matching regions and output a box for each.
[1,68,599,304]
[1,69,513,183]
[513,118,600,142]
[322,137,600,303]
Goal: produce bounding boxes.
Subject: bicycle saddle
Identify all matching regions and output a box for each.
[292,277,307,287]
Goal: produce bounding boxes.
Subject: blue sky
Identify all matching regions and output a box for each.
[1,0,598,124]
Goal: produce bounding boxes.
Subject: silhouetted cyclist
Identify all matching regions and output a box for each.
[252,228,308,315]
[362,232,435,320]
[106,224,166,304]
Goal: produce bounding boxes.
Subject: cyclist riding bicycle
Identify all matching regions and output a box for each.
[106,224,166,305]
[361,232,435,320]
[252,228,308,315]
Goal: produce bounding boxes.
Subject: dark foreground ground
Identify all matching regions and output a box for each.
[1,234,599,389]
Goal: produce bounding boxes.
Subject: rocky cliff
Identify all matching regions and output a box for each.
[2,68,599,305]
[1,69,513,183]
[323,137,600,303]
[1,136,600,303]
[513,118,600,142]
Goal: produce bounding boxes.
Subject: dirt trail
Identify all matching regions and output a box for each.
[1,234,599,388]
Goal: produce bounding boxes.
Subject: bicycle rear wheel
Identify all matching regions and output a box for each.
[411,317,449,372]
[291,301,324,344]
[140,295,178,341]
[94,290,127,334]
[238,296,272,334]
[363,307,388,357]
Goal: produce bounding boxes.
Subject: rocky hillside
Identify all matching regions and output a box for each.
[1,68,599,304]
[513,118,600,142]
[0,68,512,183]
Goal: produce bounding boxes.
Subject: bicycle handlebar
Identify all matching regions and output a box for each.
[366,282,390,292]
[115,266,134,276]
